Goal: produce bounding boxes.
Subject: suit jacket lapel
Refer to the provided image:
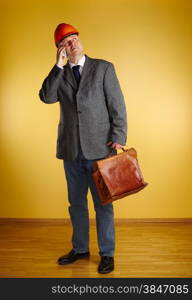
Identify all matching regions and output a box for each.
[63,62,77,90]
[63,54,95,91]
[78,54,95,90]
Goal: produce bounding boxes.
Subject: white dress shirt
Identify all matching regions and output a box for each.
[56,55,86,75]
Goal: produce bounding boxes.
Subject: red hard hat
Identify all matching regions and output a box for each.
[54,23,79,47]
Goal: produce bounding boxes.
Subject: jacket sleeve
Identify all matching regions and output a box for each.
[103,63,128,145]
[39,64,64,104]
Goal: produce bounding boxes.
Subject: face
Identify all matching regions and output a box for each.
[58,34,84,58]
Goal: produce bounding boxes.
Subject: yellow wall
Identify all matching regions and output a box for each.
[0,0,191,218]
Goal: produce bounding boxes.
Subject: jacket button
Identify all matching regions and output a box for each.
[77,110,82,113]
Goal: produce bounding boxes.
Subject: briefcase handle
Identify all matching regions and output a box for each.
[106,147,137,159]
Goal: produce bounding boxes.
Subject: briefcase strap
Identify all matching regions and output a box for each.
[106,147,137,159]
[106,147,126,158]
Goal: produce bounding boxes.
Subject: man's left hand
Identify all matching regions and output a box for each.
[106,141,124,149]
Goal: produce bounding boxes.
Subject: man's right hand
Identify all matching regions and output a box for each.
[56,46,67,68]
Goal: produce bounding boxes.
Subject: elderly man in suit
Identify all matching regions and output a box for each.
[39,23,127,274]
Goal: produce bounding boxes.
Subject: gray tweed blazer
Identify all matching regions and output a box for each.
[39,54,127,160]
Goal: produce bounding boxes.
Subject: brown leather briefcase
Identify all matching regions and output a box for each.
[92,147,148,205]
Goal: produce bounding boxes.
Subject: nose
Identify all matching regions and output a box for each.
[71,39,78,47]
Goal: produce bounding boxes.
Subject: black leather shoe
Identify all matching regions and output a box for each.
[98,256,114,274]
[57,249,90,265]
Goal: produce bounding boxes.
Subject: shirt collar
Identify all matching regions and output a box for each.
[69,55,86,68]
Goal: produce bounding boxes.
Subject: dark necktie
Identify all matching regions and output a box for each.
[72,65,81,85]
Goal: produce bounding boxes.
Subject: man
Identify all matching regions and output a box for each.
[39,23,127,274]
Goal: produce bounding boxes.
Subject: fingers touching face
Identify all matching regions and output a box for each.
[58,34,83,57]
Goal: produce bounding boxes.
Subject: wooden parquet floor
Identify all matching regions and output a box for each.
[0,222,192,278]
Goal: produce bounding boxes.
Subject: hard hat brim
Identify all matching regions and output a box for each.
[56,32,79,47]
